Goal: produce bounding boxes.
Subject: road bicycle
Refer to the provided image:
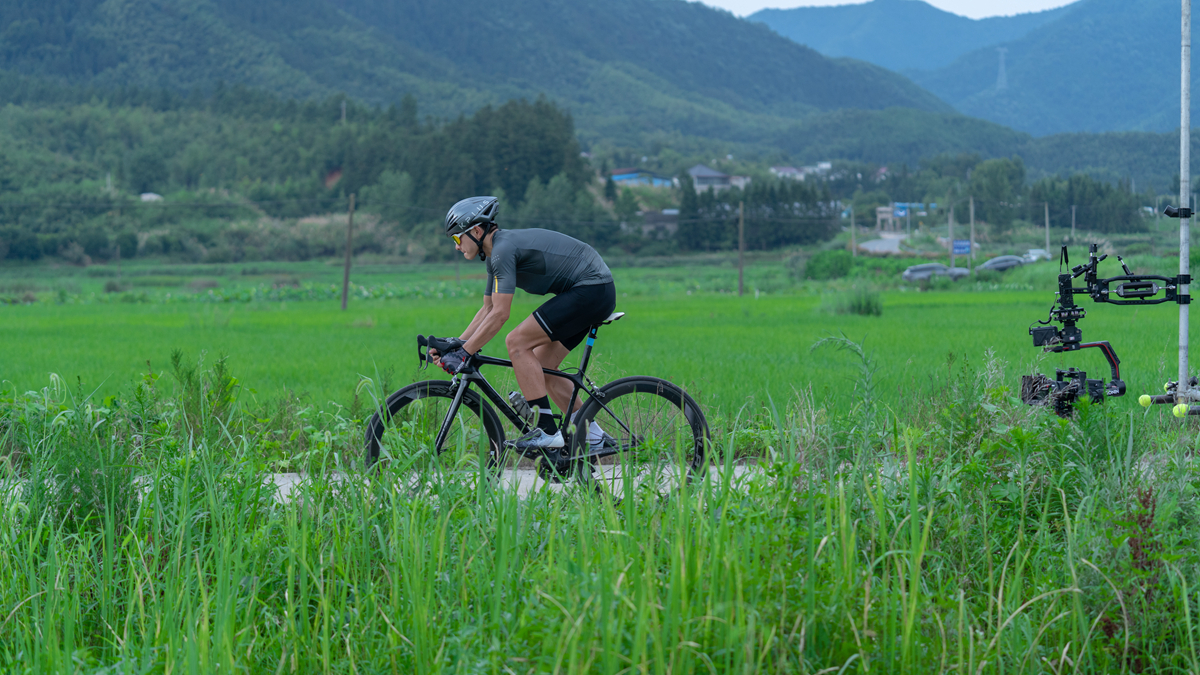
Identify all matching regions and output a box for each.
[363,311,711,490]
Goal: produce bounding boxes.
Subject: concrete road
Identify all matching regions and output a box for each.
[267,465,757,502]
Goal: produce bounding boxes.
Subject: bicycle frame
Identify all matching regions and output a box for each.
[430,325,633,457]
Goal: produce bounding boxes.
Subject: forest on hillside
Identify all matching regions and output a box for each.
[0,83,840,264]
[0,0,948,150]
[0,77,1167,267]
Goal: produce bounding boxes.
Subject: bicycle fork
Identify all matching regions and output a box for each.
[433,375,471,453]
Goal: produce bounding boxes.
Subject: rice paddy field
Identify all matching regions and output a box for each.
[0,255,1188,416]
[4,255,1200,673]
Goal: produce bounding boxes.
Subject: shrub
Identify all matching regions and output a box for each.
[115,232,138,259]
[784,252,806,281]
[819,287,882,316]
[929,274,953,291]
[972,268,1001,283]
[80,230,111,259]
[806,249,852,280]
[7,232,41,260]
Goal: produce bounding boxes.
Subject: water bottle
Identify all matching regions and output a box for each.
[508,391,534,426]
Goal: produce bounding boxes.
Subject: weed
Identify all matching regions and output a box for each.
[169,349,240,437]
[819,286,883,315]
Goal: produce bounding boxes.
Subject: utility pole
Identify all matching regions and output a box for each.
[906,203,911,235]
[949,202,955,268]
[341,193,356,311]
[849,206,856,257]
[1180,0,1192,402]
[1071,205,1077,238]
[738,201,745,296]
[969,196,976,267]
[1044,201,1051,252]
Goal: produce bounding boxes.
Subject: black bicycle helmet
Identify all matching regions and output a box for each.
[445,196,499,236]
[445,196,499,261]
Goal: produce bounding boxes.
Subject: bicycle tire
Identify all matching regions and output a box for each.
[570,376,711,487]
[363,380,506,477]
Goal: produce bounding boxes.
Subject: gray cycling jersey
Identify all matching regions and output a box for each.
[485,228,612,296]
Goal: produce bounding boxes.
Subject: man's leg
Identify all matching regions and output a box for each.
[505,315,554,400]
[534,339,612,449]
[506,317,578,450]
[532,343,578,414]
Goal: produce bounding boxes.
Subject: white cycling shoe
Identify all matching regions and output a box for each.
[588,431,618,453]
[508,428,565,454]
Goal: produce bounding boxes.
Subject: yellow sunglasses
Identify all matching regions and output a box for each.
[451,233,463,245]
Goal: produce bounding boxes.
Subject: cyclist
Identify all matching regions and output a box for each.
[432,196,617,454]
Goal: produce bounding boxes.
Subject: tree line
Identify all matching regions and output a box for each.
[0,86,600,262]
[836,153,1147,234]
[677,177,837,252]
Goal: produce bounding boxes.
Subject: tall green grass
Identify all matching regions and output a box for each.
[3,347,1200,672]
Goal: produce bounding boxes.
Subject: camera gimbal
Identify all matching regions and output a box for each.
[1021,241,1191,416]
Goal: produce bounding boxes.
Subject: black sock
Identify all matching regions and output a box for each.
[529,395,558,434]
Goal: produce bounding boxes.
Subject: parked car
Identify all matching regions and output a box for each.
[902,263,970,282]
[976,255,1026,273]
[1023,248,1051,263]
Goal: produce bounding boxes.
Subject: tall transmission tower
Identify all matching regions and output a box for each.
[996,47,1008,90]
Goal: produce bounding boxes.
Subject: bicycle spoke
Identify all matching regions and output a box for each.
[368,382,503,495]
[582,378,707,496]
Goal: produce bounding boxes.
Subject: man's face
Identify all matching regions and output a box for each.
[453,226,480,259]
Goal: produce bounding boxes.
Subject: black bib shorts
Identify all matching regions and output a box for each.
[532,281,617,350]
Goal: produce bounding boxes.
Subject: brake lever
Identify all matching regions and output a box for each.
[417,335,430,370]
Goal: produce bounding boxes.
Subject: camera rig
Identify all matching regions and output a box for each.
[1021,240,1191,416]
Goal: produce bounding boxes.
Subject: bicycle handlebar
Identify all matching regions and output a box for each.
[417,335,465,368]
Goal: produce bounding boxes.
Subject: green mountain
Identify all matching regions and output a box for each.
[1,0,1190,201]
[750,0,1075,73]
[908,0,1195,135]
[0,0,950,147]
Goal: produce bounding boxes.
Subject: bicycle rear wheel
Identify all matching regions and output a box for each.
[571,376,710,493]
[363,380,507,491]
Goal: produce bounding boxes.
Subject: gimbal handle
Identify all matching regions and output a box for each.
[1046,340,1122,385]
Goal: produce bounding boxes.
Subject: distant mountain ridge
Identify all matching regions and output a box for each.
[750,0,1076,73]
[755,0,1200,137]
[908,0,1196,136]
[0,0,950,148]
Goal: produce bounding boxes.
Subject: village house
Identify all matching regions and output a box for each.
[688,164,751,194]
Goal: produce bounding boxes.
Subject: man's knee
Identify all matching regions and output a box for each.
[506,327,541,357]
[505,331,526,356]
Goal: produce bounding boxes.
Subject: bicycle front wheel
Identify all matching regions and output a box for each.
[363,380,507,490]
[571,376,711,492]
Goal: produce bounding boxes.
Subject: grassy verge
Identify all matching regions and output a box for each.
[3,344,1200,672]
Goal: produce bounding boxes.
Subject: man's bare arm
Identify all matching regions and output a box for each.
[462,293,512,354]
[459,295,494,342]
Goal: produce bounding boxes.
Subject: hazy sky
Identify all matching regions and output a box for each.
[699,0,1077,20]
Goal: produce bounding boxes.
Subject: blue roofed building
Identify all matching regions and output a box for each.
[610,167,674,188]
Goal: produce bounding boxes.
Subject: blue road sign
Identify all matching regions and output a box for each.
[953,239,971,255]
